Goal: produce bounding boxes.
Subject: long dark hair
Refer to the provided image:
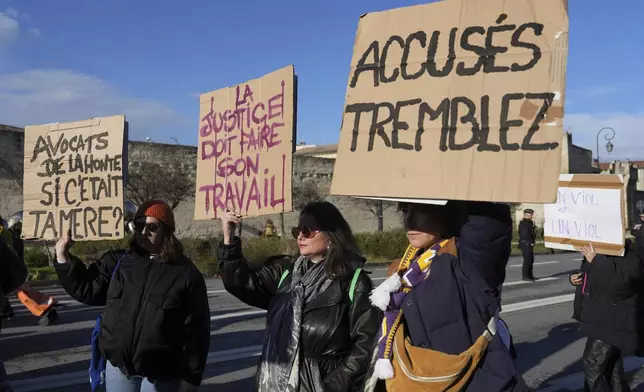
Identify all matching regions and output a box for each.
[299,201,360,280]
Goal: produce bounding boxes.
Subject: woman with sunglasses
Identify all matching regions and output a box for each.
[54,200,210,392]
[364,201,527,392]
[218,201,380,392]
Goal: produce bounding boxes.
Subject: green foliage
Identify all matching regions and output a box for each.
[22,230,563,281]
[28,266,56,281]
[355,230,408,261]
[24,246,50,268]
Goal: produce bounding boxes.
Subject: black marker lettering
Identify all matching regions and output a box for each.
[499,93,524,151]
[419,98,450,152]
[379,35,404,83]
[457,26,486,76]
[448,97,478,151]
[97,206,112,237]
[346,103,375,152]
[522,92,559,150]
[40,182,53,206]
[401,32,427,80]
[350,41,380,88]
[368,102,394,151]
[426,28,457,77]
[510,22,543,71]
[392,98,422,151]
[484,14,514,73]
[476,95,500,152]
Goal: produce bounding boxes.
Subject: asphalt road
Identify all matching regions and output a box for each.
[3,252,644,392]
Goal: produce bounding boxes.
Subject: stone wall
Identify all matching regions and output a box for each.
[0,137,403,237]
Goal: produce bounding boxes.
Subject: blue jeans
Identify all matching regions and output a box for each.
[106,361,181,392]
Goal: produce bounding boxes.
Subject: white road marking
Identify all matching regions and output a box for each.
[501,294,574,314]
[509,261,560,267]
[9,290,579,391]
[503,277,558,286]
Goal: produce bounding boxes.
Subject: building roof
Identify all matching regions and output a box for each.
[598,161,644,170]
[0,125,24,133]
[294,144,338,156]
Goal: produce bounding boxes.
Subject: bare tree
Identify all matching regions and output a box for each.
[126,156,195,210]
[355,198,388,232]
[293,181,324,210]
[0,155,24,190]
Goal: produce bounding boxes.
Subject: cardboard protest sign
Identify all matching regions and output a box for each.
[22,115,127,241]
[544,174,626,256]
[195,65,295,219]
[331,0,569,203]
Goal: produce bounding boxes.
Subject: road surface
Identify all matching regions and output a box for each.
[3,252,644,391]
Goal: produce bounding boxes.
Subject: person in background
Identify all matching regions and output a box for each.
[1,224,28,392]
[55,200,210,392]
[364,202,526,392]
[569,234,644,392]
[519,209,537,282]
[219,201,380,392]
[263,219,276,237]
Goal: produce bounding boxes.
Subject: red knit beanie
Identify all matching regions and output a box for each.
[135,200,175,230]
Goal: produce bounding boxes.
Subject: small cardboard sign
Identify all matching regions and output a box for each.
[331,0,569,203]
[22,115,127,241]
[195,65,295,219]
[544,174,626,256]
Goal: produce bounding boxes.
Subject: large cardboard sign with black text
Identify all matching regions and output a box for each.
[544,174,626,257]
[331,0,569,203]
[195,65,295,219]
[22,115,127,241]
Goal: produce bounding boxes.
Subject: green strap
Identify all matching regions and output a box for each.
[278,267,362,303]
[349,268,362,304]
[277,270,290,289]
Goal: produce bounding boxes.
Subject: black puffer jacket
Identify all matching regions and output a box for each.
[219,237,381,392]
[55,249,211,387]
[572,237,644,356]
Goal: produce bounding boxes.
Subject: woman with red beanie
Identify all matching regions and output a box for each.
[55,200,210,392]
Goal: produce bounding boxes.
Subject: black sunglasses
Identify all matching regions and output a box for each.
[291,226,319,239]
[134,221,159,234]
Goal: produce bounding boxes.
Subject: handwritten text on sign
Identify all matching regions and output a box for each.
[544,187,623,246]
[330,0,568,203]
[195,66,294,219]
[22,116,126,240]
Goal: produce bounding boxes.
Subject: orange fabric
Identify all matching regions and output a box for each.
[143,201,175,229]
[16,285,54,317]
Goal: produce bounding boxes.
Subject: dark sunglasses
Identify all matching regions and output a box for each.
[134,221,159,233]
[291,226,319,240]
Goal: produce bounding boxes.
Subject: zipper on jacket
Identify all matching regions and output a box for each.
[127,260,151,367]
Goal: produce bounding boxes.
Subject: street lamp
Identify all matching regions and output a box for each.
[596,127,616,166]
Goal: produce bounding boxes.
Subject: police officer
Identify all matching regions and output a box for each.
[519,209,537,281]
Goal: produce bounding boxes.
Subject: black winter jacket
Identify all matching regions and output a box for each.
[572,239,644,356]
[218,238,381,392]
[55,249,211,387]
[365,202,528,392]
[518,219,536,248]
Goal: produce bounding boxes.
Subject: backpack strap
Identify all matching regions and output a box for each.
[349,268,363,304]
[109,253,125,281]
[277,269,290,289]
[277,267,363,303]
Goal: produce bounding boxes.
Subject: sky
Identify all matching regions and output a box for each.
[0,0,643,161]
